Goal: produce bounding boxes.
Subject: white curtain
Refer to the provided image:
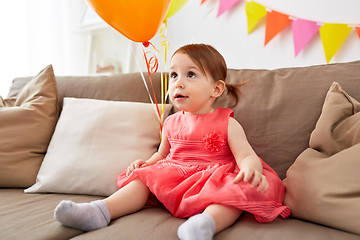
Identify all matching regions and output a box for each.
[0,1,28,97]
[0,0,68,97]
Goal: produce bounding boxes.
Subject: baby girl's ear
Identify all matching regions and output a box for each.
[212,80,226,97]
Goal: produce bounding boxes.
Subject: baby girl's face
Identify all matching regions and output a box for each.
[169,53,219,115]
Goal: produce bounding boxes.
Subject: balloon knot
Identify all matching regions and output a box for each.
[143,41,150,48]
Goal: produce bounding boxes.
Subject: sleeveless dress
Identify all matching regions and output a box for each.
[117,108,290,222]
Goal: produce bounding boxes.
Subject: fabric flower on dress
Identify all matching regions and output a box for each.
[203,132,225,152]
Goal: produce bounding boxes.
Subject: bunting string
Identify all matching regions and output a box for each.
[201,0,360,63]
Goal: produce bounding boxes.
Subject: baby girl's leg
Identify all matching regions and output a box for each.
[54,178,150,231]
[203,204,242,233]
[178,204,242,240]
[103,178,150,219]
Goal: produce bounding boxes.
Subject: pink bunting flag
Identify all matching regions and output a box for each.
[292,18,320,57]
[217,0,241,17]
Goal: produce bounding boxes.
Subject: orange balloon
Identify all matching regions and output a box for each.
[86,0,171,43]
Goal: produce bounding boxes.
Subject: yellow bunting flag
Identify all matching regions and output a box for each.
[245,1,267,34]
[319,23,352,63]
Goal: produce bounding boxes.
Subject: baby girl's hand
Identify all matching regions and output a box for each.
[126,159,147,176]
[233,167,269,193]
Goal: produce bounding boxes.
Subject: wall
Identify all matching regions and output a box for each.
[1,0,359,97]
[166,0,360,70]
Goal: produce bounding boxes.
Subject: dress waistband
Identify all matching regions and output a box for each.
[167,138,235,163]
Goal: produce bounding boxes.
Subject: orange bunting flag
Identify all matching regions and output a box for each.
[217,0,240,17]
[356,27,360,39]
[265,10,292,46]
[200,0,207,5]
[245,1,267,34]
[319,23,352,63]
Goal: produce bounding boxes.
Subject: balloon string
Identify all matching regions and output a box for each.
[143,51,159,73]
[143,41,160,52]
[160,19,169,124]
[130,42,162,128]
[143,46,162,130]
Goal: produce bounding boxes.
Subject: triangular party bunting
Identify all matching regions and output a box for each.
[356,26,360,39]
[245,1,267,34]
[217,0,240,17]
[292,18,320,57]
[265,10,292,46]
[319,23,352,63]
[200,0,207,5]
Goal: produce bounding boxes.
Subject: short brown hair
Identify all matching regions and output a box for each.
[172,44,245,107]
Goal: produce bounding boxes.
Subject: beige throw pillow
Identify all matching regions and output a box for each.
[0,65,59,188]
[284,82,360,235]
[25,98,172,196]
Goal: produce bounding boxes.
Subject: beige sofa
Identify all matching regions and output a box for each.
[1,60,359,240]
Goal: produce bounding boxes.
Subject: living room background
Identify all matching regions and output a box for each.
[0,0,359,97]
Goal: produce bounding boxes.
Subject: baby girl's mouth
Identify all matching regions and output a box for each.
[174,93,188,99]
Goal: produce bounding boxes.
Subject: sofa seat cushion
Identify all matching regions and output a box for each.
[214,214,360,240]
[0,189,101,240]
[72,212,360,240]
[2,189,358,240]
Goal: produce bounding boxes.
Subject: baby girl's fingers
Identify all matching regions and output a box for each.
[257,176,269,193]
[233,170,245,184]
[127,160,147,176]
[127,162,137,176]
[137,160,147,167]
[243,168,254,182]
[250,171,261,189]
[126,165,132,176]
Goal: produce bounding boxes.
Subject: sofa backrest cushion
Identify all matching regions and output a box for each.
[215,60,360,178]
[8,61,360,179]
[0,65,59,187]
[284,82,360,235]
[25,98,172,196]
[8,72,164,111]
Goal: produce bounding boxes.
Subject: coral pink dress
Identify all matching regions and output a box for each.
[117,108,290,222]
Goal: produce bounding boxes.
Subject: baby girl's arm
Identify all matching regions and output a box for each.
[126,130,170,176]
[146,130,170,165]
[227,117,269,193]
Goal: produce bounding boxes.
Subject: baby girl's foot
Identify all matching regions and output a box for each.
[54,200,110,232]
[178,213,216,240]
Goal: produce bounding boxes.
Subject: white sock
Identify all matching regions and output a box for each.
[54,200,110,232]
[178,213,216,240]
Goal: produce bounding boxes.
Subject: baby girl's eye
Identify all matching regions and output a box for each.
[170,72,178,79]
[187,71,196,78]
